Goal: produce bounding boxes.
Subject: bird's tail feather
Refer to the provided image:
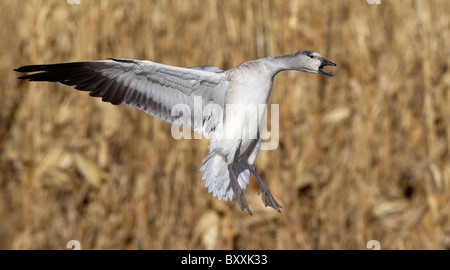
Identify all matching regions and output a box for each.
[200,151,250,201]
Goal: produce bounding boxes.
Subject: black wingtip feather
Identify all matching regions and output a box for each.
[14,65,48,73]
[17,72,54,82]
[14,60,135,108]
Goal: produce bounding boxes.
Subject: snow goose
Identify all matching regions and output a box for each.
[15,50,336,215]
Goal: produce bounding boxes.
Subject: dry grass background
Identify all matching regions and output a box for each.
[0,0,449,250]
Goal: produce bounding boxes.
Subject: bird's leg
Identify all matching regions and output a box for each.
[250,165,282,212]
[228,164,252,215]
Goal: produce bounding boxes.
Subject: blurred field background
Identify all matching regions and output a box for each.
[0,0,449,249]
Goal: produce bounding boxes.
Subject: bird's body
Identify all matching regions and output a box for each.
[15,50,336,215]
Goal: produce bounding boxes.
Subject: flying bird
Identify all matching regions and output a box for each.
[15,50,336,215]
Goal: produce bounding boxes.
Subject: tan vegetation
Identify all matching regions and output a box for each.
[0,0,449,249]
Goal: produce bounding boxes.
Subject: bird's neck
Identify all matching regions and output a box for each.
[261,53,300,77]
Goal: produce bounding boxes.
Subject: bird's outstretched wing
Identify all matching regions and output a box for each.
[15,58,229,137]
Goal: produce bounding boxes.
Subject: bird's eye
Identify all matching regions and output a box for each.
[309,55,314,59]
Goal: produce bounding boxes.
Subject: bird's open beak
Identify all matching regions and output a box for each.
[318,57,336,77]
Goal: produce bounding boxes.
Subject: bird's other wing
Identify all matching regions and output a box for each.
[187,65,224,73]
[15,58,229,137]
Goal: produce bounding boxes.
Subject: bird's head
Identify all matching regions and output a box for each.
[296,50,336,77]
